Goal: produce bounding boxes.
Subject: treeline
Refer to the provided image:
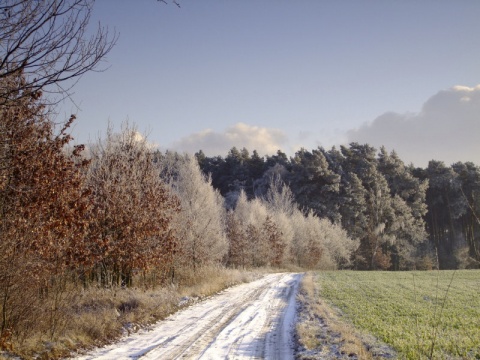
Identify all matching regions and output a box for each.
[155,152,356,272]
[196,145,480,270]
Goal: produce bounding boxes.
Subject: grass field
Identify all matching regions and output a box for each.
[314,270,480,359]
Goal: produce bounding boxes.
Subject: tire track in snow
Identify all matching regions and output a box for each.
[143,285,265,359]
[75,273,302,360]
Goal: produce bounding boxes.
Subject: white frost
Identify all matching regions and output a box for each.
[74,273,302,360]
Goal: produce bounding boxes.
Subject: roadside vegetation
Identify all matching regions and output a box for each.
[295,272,386,359]
[0,266,265,359]
[310,270,480,359]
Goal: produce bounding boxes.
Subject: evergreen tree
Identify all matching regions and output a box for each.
[341,143,394,269]
[424,160,466,268]
[451,162,480,267]
[377,147,428,269]
[289,148,341,222]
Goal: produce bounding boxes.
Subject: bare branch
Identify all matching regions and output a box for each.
[0,0,117,106]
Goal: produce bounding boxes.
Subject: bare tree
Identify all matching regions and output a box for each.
[0,0,116,106]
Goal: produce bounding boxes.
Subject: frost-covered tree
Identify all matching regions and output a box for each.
[262,176,297,265]
[378,148,428,216]
[262,215,285,267]
[244,196,271,267]
[86,123,179,286]
[341,172,368,243]
[264,175,296,216]
[230,191,271,267]
[225,210,249,268]
[289,209,357,269]
[289,210,319,268]
[320,217,359,268]
[340,144,395,269]
[225,181,292,268]
[160,153,228,272]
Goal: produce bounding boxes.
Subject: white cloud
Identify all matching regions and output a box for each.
[132,131,159,150]
[170,122,287,156]
[452,85,480,92]
[347,85,480,167]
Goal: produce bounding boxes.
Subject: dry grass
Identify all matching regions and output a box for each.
[0,265,265,360]
[295,272,382,359]
[174,265,262,297]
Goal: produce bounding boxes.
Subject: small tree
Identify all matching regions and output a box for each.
[262,215,285,267]
[293,211,325,269]
[159,153,228,272]
[86,123,179,287]
[225,211,248,268]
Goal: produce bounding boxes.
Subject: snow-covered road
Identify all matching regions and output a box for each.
[75,273,302,360]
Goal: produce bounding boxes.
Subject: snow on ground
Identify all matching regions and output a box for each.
[74,273,302,360]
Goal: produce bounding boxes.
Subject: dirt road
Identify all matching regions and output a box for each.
[76,273,302,360]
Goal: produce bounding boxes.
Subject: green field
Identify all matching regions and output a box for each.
[315,270,480,359]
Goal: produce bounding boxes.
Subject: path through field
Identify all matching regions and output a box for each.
[75,273,302,360]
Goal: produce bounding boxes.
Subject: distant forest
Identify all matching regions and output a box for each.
[195,145,480,270]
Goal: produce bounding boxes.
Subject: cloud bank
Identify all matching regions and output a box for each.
[347,85,480,167]
[171,122,287,156]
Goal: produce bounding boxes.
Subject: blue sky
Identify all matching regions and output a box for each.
[60,0,480,167]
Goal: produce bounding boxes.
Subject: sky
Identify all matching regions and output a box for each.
[59,0,480,167]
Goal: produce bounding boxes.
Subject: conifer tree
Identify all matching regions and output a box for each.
[451,162,480,266]
[289,148,341,222]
